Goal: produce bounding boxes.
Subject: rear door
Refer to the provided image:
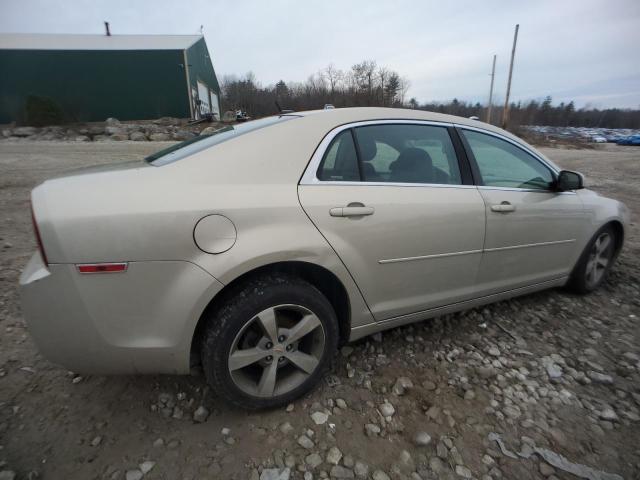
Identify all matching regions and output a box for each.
[298,121,486,321]
[458,127,586,294]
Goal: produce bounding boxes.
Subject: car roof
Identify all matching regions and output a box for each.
[280,107,521,141]
[283,106,478,124]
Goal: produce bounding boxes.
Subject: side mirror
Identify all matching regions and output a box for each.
[555,170,584,191]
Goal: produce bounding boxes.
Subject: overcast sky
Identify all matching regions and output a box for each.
[2,0,639,108]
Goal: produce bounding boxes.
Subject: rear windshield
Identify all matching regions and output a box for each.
[146,115,297,166]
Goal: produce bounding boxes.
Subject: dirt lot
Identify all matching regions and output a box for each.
[0,142,638,480]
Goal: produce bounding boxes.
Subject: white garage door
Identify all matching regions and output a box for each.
[197,81,211,116]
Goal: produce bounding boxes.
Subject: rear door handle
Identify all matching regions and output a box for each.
[491,202,516,213]
[330,206,375,217]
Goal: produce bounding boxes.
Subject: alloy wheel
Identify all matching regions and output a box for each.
[585,232,613,288]
[228,304,326,398]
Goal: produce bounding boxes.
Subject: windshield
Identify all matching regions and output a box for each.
[146,115,298,166]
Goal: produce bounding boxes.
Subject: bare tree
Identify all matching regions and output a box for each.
[377,67,390,106]
[398,77,411,106]
[322,64,343,97]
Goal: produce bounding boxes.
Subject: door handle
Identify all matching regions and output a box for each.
[330,205,375,217]
[491,202,516,213]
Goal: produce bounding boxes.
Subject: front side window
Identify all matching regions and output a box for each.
[354,124,462,184]
[461,130,554,190]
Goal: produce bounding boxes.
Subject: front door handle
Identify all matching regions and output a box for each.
[491,201,516,213]
[330,205,375,217]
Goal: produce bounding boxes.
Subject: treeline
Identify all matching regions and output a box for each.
[220,62,640,129]
[423,96,640,129]
[221,61,410,117]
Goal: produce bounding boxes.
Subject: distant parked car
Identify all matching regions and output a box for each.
[21,107,629,409]
[323,104,335,110]
[591,136,607,143]
[236,110,251,122]
[605,134,624,143]
[617,135,640,146]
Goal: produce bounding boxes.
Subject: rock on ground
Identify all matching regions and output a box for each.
[260,468,291,480]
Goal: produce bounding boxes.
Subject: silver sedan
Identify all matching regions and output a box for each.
[20,108,629,409]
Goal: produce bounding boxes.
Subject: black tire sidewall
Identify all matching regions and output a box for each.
[201,275,339,410]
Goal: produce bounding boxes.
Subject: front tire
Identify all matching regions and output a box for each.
[201,274,339,410]
[566,225,616,294]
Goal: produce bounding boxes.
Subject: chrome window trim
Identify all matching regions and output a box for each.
[301,181,477,190]
[477,185,576,195]
[300,119,460,187]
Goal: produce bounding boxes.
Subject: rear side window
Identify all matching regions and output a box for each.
[354,124,462,184]
[147,115,297,166]
[317,130,359,181]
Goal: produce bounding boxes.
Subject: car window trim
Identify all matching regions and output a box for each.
[301,119,472,188]
[455,125,562,193]
[349,128,365,181]
[447,126,475,185]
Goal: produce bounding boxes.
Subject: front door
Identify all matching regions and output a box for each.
[459,128,586,294]
[299,122,486,321]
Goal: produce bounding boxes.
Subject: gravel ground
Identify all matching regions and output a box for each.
[0,142,638,480]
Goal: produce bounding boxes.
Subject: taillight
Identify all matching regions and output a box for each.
[30,203,49,266]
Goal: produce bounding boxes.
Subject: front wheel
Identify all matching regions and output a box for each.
[201,274,339,409]
[566,226,617,294]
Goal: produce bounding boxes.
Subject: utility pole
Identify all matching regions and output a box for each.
[486,54,496,123]
[502,24,519,130]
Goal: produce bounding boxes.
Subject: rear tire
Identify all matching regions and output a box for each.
[566,225,616,294]
[201,274,339,410]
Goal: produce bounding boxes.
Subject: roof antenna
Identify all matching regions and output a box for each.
[104,21,111,36]
[275,101,294,115]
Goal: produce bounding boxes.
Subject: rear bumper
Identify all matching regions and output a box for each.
[19,253,223,374]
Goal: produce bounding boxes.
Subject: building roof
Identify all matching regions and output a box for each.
[0,33,203,51]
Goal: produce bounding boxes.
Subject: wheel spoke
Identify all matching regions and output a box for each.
[229,347,268,371]
[598,234,611,254]
[257,307,279,343]
[286,350,319,374]
[257,360,278,396]
[597,256,609,268]
[286,314,321,344]
[594,237,602,251]
[585,258,595,275]
[589,262,599,283]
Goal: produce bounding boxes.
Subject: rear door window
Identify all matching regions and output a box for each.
[353,124,462,184]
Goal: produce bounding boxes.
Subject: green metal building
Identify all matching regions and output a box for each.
[0,33,221,124]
